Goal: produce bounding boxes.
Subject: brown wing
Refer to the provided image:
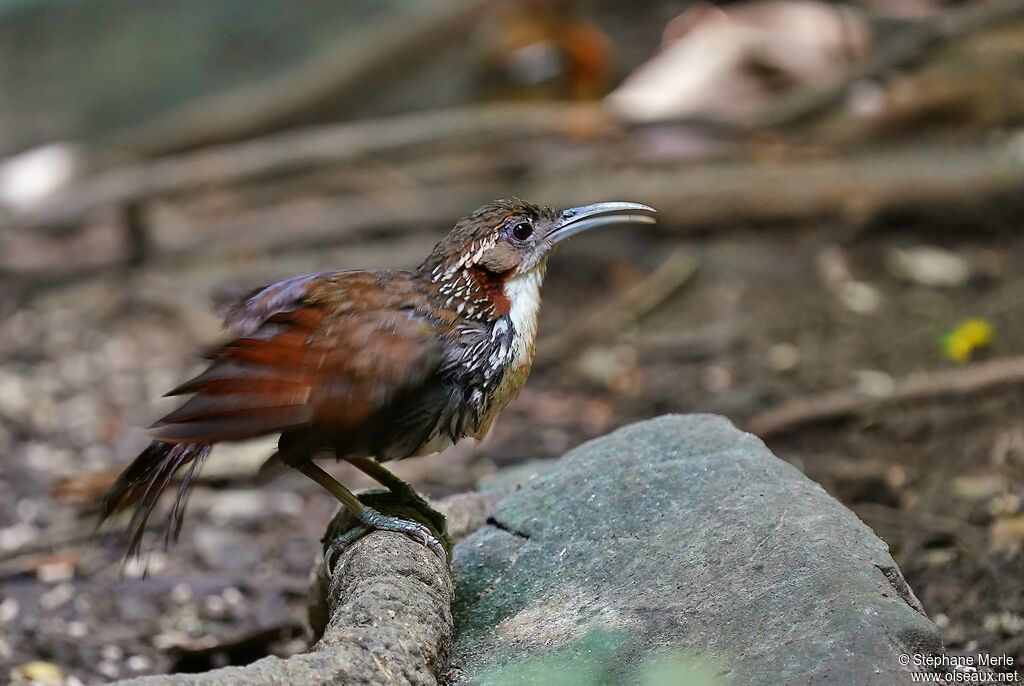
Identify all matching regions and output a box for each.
[221,271,337,336]
[152,271,444,443]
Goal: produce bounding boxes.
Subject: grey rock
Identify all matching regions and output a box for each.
[475,458,557,492]
[450,414,941,685]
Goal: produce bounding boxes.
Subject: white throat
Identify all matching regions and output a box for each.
[503,269,543,367]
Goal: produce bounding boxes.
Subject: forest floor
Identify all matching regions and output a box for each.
[1,207,1022,683]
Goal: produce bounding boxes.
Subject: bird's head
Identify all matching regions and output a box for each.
[419,198,655,321]
[421,198,656,279]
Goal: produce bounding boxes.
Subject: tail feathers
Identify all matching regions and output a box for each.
[99,441,211,559]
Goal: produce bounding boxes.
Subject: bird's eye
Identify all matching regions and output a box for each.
[511,222,533,241]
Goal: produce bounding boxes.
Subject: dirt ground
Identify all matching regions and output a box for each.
[1,208,1022,683]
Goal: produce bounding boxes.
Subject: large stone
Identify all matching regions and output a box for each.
[450,415,941,685]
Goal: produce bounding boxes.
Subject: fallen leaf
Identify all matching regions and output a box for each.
[941,319,994,364]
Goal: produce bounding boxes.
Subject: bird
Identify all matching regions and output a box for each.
[99,198,656,563]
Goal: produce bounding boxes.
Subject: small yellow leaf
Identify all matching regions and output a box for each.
[941,318,994,363]
[944,336,972,363]
[957,319,994,347]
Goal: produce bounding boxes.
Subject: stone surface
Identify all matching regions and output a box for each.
[449,414,941,685]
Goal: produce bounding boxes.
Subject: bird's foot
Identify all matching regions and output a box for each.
[324,507,447,573]
[384,487,448,540]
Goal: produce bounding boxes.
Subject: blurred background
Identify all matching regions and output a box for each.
[1,0,1023,682]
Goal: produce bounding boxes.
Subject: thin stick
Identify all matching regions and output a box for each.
[747,355,1024,439]
[9,139,1024,301]
[852,503,987,558]
[8,102,607,235]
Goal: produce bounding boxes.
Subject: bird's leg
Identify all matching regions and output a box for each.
[348,457,429,508]
[347,457,448,541]
[289,460,446,570]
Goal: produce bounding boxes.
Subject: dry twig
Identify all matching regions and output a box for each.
[6,102,608,235]
[8,138,1024,302]
[747,355,1024,439]
[853,503,986,542]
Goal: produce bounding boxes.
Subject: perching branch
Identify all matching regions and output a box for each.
[112,533,451,686]
[108,490,501,686]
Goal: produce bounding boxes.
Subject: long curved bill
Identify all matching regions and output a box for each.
[548,201,657,245]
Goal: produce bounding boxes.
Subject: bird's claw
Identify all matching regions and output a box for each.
[323,508,447,574]
[323,523,372,572]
